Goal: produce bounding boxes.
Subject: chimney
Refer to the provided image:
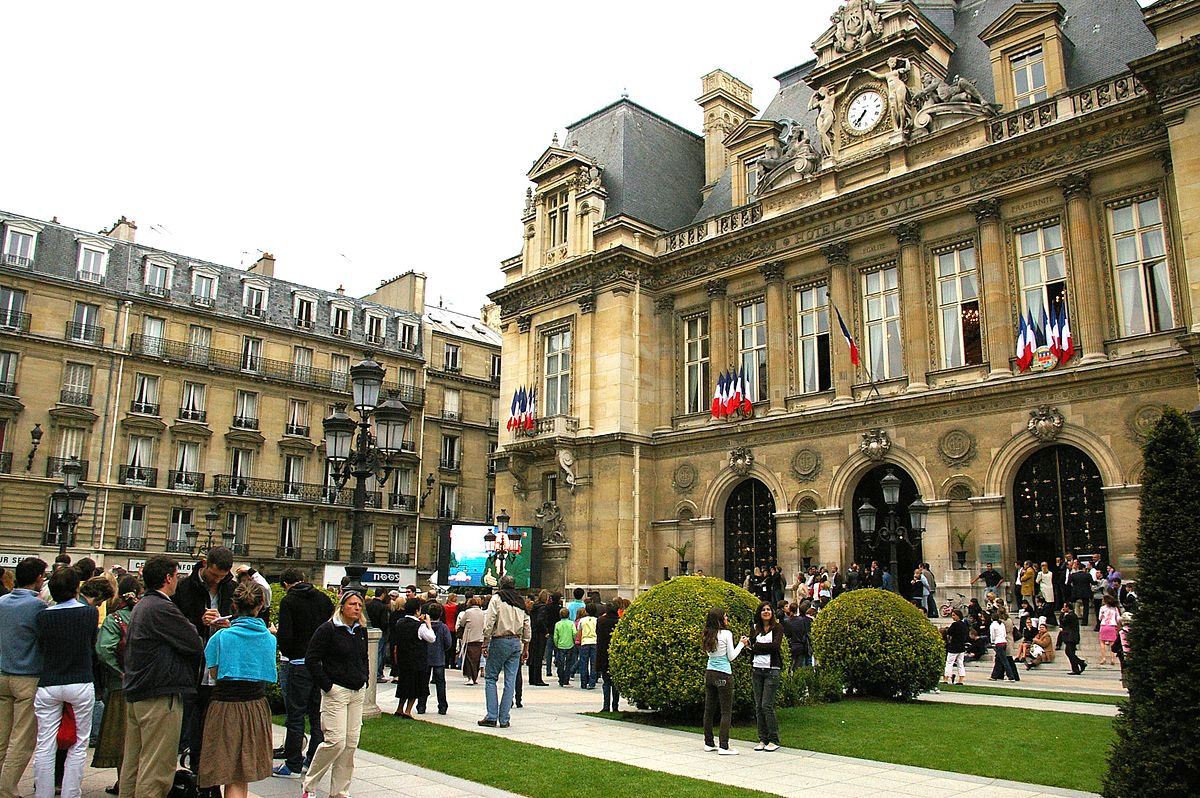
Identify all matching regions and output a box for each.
[696,70,757,196]
[336,285,346,295]
[248,252,275,278]
[105,216,137,242]
[362,271,426,314]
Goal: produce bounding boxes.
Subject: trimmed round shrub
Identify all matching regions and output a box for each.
[609,576,764,716]
[811,588,942,699]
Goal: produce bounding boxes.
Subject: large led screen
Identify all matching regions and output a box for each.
[438,523,540,589]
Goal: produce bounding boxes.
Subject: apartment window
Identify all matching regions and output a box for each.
[234,390,258,429]
[62,362,92,406]
[125,436,154,485]
[243,284,266,317]
[545,472,558,503]
[738,300,768,401]
[180,381,206,421]
[0,351,16,394]
[1011,46,1047,108]
[291,346,313,382]
[72,303,101,343]
[144,260,172,296]
[77,246,108,283]
[441,435,460,469]
[398,366,417,386]
[57,427,84,462]
[287,399,309,435]
[318,520,338,553]
[173,441,201,489]
[230,447,254,480]
[3,226,35,267]
[937,246,983,368]
[864,266,903,380]
[1018,222,1068,329]
[366,313,386,344]
[294,295,315,328]
[331,353,350,391]
[390,525,410,561]
[228,512,248,550]
[191,271,218,305]
[444,343,461,371]
[360,523,374,555]
[241,336,262,373]
[400,322,418,351]
[283,455,305,496]
[490,397,500,425]
[491,353,502,381]
[121,505,146,543]
[279,517,300,551]
[443,388,461,421]
[132,373,159,414]
[1111,197,1174,336]
[486,488,495,521]
[169,507,194,548]
[745,157,761,197]
[187,325,211,365]
[544,328,571,416]
[683,315,711,414]
[0,287,26,329]
[545,188,569,250]
[439,484,458,517]
[331,305,351,336]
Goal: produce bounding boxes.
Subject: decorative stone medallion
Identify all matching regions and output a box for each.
[672,463,698,494]
[791,449,822,482]
[1128,404,1164,442]
[859,429,891,461]
[1027,405,1065,442]
[729,447,754,476]
[938,429,977,467]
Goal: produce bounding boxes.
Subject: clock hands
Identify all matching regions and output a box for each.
[854,108,869,126]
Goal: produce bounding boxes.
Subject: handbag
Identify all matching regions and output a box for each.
[168,769,198,798]
[56,705,76,749]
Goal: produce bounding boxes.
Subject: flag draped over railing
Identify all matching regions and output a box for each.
[506,385,538,432]
[710,367,753,420]
[1016,304,1074,373]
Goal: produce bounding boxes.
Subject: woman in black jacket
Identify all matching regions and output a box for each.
[749,602,783,751]
[595,604,621,712]
[942,608,969,685]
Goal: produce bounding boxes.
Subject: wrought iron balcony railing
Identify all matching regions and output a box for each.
[116,536,146,551]
[143,285,170,300]
[285,424,310,436]
[65,321,104,344]
[0,452,11,474]
[0,381,15,396]
[232,416,259,430]
[439,457,461,472]
[191,295,214,308]
[178,408,207,422]
[389,494,417,512]
[60,389,92,407]
[230,542,250,556]
[168,470,206,492]
[47,458,89,480]
[276,545,302,559]
[130,400,159,415]
[118,465,157,487]
[442,410,462,422]
[0,310,30,333]
[315,548,341,561]
[213,475,359,506]
[354,550,376,564]
[165,539,192,554]
[388,552,411,565]
[43,529,76,547]
[2,253,31,269]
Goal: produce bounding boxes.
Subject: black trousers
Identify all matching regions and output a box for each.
[1064,641,1085,673]
[181,684,213,772]
[702,669,733,750]
[528,633,548,684]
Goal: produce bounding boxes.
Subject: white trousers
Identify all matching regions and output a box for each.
[33,683,94,798]
[944,652,966,680]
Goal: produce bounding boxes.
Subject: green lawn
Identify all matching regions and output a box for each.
[348,715,779,798]
[942,683,1126,706]
[592,699,1115,794]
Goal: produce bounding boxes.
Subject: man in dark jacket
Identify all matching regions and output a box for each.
[1066,561,1095,624]
[1059,602,1086,674]
[121,555,203,798]
[527,592,552,687]
[170,547,234,780]
[364,588,391,683]
[845,563,862,591]
[273,569,334,778]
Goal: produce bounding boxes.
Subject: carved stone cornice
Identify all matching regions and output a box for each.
[891,223,921,247]
[517,315,532,333]
[1058,172,1092,202]
[705,279,728,299]
[758,261,785,283]
[655,295,675,315]
[578,294,595,315]
[488,247,653,318]
[971,198,1001,226]
[1154,149,1172,173]
[1129,36,1200,110]
[821,242,850,266]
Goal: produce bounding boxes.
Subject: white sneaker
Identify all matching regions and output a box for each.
[764,743,779,752]
[718,747,740,756]
[753,743,765,751]
[703,744,718,752]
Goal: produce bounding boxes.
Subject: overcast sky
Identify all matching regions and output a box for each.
[2,1,1154,317]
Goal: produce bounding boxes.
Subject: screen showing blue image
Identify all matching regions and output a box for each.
[440,523,537,589]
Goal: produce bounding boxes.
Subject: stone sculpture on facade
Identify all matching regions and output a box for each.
[536,500,569,544]
[557,446,578,492]
[860,428,892,461]
[757,119,822,192]
[809,80,852,157]
[1027,406,1065,441]
[832,0,883,53]
[729,446,755,476]
[909,71,1000,135]
[858,57,913,133]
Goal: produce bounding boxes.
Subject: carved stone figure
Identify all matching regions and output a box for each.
[523,187,534,216]
[729,447,755,476]
[757,119,820,187]
[832,0,882,53]
[1027,406,1065,441]
[809,80,851,157]
[557,446,578,492]
[536,501,568,545]
[860,428,892,461]
[859,57,912,132]
[509,452,530,498]
[789,129,821,177]
[910,71,1000,134]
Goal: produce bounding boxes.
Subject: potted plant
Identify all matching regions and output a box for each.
[800,536,818,570]
[667,540,692,576]
[952,527,971,570]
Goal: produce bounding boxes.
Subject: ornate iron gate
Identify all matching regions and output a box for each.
[1013,444,1109,565]
[724,478,776,582]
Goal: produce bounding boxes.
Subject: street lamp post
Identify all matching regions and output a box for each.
[856,469,928,595]
[49,456,88,557]
[482,509,523,579]
[323,355,410,595]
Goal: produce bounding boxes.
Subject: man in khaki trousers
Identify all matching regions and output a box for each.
[0,558,48,798]
[120,556,203,798]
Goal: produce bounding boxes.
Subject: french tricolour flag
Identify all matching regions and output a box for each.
[834,305,860,367]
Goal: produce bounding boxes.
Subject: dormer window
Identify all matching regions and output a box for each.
[365,313,386,346]
[243,282,267,317]
[330,304,352,337]
[545,188,569,251]
[399,321,419,353]
[191,268,219,307]
[2,221,40,268]
[1011,46,1048,107]
[76,238,112,284]
[744,157,761,198]
[294,294,315,329]
[143,258,173,299]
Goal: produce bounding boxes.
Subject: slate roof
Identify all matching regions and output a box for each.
[425,305,501,348]
[564,99,705,232]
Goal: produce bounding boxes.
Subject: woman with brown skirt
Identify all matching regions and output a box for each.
[92,575,142,794]
[198,581,277,798]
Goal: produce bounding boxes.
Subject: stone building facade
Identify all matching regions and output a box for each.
[491,0,1200,594]
[0,213,497,582]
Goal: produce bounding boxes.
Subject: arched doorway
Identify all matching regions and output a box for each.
[852,465,924,584]
[1013,444,1109,565]
[724,478,776,583]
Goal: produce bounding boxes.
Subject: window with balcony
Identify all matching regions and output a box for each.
[331,305,352,337]
[795,286,831,394]
[440,435,460,470]
[168,507,193,553]
[683,315,710,413]
[294,295,315,329]
[486,487,495,521]
[936,246,983,369]
[1011,46,1048,108]
[57,427,84,463]
[144,260,172,298]
[487,440,497,476]
[0,287,26,332]
[2,224,36,268]
[491,354,502,381]
[241,336,262,373]
[180,381,206,422]
[389,525,410,564]
[331,354,350,391]
[544,328,571,416]
[863,266,903,381]
[139,316,165,356]
[124,436,155,486]
[71,303,102,344]
[61,362,92,406]
[0,352,16,396]
[228,512,249,555]
[444,343,461,372]
[366,313,386,345]
[283,454,305,498]
[292,346,314,382]
[172,441,202,491]
[738,300,768,402]
[119,504,146,550]
[287,399,309,436]
[279,517,301,558]
[438,484,457,518]
[243,284,267,317]
[1018,222,1069,334]
[443,388,461,422]
[390,468,415,511]
[1110,197,1175,336]
[131,373,159,415]
[400,322,419,353]
[234,390,258,429]
[230,447,254,488]
[187,325,211,365]
[77,246,108,284]
[317,520,339,560]
[191,270,218,306]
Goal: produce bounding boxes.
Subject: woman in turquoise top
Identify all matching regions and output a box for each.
[701,607,747,756]
[198,581,277,798]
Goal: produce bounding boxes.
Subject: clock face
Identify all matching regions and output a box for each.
[847,90,885,133]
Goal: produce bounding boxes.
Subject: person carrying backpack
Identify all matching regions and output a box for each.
[92,576,143,793]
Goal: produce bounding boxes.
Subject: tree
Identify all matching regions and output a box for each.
[1104,407,1200,796]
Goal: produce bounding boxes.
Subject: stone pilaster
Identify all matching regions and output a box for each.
[1059,172,1108,363]
[972,199,1014,379]
[706,279,729,376]
[823,244,854,403]
[759,261,787,414]
[893,222,929,391]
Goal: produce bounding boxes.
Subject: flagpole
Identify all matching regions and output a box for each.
[827,293,879,401]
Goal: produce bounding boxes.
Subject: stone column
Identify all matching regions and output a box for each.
[773,510,801,570]
[759,261,788,414]
[542,543,571,594]
[363,627,382,719]
[1059,172,1108,363]
[692,516,716,577]
[823,244,854,404]
[706,280,729,414]
[972,199,1014,379]
[654,295,675,431]
[814,508,847,573]
[921,499,952,584]
[893,222,929,391]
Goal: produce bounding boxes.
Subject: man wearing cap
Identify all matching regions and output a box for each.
[477,576,530,729]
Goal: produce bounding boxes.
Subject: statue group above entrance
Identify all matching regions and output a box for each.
[832,0,883,54]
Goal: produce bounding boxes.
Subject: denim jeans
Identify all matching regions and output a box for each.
[417,666,448,713]
[543,640,554,676]
[483,637,522,725]
[553,648,572,685]
[377,632,390,679]
[600,671,619,711]
[578,645,596,688]
[283,661,323,772]
[751,668,781,745]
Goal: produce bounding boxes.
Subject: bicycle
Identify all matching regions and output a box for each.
[940,592,970,618]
